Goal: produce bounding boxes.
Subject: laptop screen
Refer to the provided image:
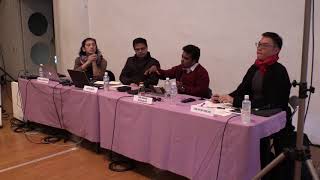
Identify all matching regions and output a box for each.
[67,69,90,88]
[43,65,60,81]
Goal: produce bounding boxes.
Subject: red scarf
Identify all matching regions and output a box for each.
[254,54,279,75]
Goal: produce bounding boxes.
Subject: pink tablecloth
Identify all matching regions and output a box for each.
[19,79,286,179]
[98,91,286,180]
[19,79,100,142]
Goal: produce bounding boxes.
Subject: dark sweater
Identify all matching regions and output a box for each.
[159,64,210,98]
[230,62,291,111]
[120,52,160,87]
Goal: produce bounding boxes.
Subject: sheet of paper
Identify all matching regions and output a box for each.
[192,101,236,116]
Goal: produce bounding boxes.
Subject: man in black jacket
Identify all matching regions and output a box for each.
[212,32,294,180]
[120,38,160,87]
[212,32,291,111]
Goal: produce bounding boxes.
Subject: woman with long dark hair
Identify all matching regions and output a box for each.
[74,37,107,80]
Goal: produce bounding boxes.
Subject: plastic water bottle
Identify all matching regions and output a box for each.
[164,77,171,98]
[241,95,251,123]
[103,72,110,91]
[138,82,145,96]
[170,81,178,99]
[39,64,44,77]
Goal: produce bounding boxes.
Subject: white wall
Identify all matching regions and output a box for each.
[0,0,25,79]
[54,0,320,144]
[53,0,89,76]
[87,0,305,91]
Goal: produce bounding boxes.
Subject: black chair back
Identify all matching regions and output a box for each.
[105,70,115,81]
[289,95,299,117]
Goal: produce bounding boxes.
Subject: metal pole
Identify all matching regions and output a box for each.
[294,0,312,179]
[253,153,286,180]
[305,160,320,180]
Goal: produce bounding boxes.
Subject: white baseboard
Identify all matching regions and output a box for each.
[11,81,23,121]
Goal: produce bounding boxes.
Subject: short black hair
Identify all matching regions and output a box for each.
[182,45,200,62]
[262,32,283,49]
[133,37,148,47]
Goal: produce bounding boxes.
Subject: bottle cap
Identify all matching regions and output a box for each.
[166,77,170,80]
[244,95,249,99]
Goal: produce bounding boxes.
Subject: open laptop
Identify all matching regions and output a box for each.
[67,69,90,88]
[43,65,68,83]
[67,69,103,89]
[43,65,61,81]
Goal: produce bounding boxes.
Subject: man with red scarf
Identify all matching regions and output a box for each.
[212,32,291,112]
[212,32,293,180]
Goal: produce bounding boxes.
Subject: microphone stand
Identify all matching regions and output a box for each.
[253,0,318,179]
[0,66,16,82]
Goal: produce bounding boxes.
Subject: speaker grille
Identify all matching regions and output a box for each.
[28,12,48,36]
[30,42,49,65]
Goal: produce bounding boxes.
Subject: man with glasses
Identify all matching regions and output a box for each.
[212,32,293,179]
[212,32,290,110]
[120,37,160,87]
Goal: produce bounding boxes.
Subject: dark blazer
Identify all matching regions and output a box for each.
[120,52,160,87]
[230,62,291,111]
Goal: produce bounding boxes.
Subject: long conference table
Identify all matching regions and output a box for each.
[19,78,286,180]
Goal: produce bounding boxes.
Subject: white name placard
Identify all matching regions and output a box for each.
[133,95,153,105]
[191,105,214,116]
[83,85,98,93]
[37,77,49,84]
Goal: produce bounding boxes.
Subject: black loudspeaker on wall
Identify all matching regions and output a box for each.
[19,0,55,74]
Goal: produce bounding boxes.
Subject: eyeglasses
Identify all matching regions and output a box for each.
[255,42,274,49]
